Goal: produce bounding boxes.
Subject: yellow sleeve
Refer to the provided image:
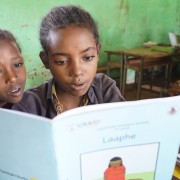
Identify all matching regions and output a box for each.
[173,164,180,178]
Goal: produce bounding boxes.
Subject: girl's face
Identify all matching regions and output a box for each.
[110,161,121,169]
[0,40,26,107]
[42,26,101,97]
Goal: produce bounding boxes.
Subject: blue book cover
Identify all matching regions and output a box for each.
[0,96,180,180]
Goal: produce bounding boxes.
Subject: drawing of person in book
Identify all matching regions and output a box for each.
[104,156,125,180]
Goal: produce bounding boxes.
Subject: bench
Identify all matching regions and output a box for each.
[97,63,121,73]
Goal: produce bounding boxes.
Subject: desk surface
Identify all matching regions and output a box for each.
[105,48,178,59]
[105,47,179,98]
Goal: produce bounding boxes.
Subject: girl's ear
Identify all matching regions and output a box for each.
[97,43,101,55]
[39,51,49,69]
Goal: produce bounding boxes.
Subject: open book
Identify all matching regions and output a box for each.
[0,96,180,180]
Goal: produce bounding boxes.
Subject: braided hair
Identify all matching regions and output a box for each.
[0,29,21,52]
[40,5,100,53]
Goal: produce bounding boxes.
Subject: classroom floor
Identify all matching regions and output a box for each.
[123,84,161,101]
[118,69,180,101]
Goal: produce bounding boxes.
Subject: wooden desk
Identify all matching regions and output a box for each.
[104,50,124,91]
[105,48,180,99]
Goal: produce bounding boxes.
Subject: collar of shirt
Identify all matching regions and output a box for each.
[51,83,63,115]
[51,82,89,115]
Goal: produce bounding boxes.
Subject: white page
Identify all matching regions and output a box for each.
[0,96,180,180]
[52,96,180,180]
[0,110,58,180]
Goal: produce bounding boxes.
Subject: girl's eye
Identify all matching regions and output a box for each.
[14,63,23,68]
[55,60,68,65]
[83,56,95,62]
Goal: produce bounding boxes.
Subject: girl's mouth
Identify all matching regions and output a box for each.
[8,88,22,97]
[70,83,86,91]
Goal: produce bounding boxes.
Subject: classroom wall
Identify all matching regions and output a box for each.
[0,0,180,89]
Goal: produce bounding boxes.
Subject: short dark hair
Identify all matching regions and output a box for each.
[40,5,100,52]
[0,29,21,52]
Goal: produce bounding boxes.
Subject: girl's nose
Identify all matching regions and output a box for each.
[70,61,82,77]
[5,69,18,84]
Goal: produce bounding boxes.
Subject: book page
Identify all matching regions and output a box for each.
[0,110,58,180]
[52,96,180,180]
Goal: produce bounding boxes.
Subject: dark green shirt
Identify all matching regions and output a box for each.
[12,73,125,119]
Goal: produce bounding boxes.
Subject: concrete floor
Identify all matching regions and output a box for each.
[123,84,161,101]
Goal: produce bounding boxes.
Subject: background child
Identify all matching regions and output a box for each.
[0,29,26,109]
[12,5,125,118]
[104,156,126,180]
